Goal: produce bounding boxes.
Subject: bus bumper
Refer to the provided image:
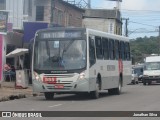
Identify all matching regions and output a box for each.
[32,78,92,93]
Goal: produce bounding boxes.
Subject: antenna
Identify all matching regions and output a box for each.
[105,0,122,10]
[63,0,90,8]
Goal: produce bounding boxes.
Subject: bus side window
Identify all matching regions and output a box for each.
[125,42,130,61]
[109,39,115,60]
[102,37,109,60]
[115,40,119,60]
[89,37,96,67]
[95,36,103,59]
[119,41,125,60]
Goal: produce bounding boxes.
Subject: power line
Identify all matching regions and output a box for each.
[129,21,158,28]
[122,9,160,13]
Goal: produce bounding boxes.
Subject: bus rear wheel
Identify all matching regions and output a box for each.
[44,92,54,100]
[114,80,122,95]
[108,78,122,95]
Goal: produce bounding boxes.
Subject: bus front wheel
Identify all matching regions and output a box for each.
[90,81,100,99]
[44,92,54,100]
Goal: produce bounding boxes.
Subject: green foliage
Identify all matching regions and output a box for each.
[130,36,159,64]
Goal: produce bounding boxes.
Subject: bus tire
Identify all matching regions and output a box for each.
[108,89,114,95]
[44,92,54,100]
[148,81,151,85]
[90,81,100,99]
[143,80,146,85]
[114,78,122,95]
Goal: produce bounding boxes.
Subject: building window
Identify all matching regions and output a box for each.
[0,0,5,10]
[68,14,72,26]
[58,10,63,26]
[36,6,44,21]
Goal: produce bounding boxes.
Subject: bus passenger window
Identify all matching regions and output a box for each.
[109,39,115,60]
[89,37,96,67]
[95,36,103,59]
[115,40,119,60]
[102,38,109,60]
[125,42,130,60]
[119,41,125,60]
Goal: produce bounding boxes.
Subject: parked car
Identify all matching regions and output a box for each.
[134,67,143,82]
[131,69,139,84]
[132,65,144,82]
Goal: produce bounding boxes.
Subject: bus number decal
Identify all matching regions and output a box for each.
[107,65,115,71]
[43,77,57,84]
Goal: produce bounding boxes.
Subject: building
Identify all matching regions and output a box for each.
[83,9,122,35]
[5,0,28,29]
[28,0,84,27]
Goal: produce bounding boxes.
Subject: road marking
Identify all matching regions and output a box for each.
[49,104,62,108]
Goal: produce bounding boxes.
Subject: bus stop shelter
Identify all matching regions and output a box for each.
[6,48,29,88]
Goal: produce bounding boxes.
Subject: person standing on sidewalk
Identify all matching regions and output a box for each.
[3,63,16,81]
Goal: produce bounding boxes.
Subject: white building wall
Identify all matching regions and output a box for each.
[6,0,27,29]
[83,18,113,33]
[83,18,121,35]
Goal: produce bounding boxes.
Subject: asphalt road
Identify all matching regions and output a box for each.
[0,83,160,120]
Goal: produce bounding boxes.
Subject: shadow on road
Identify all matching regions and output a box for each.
[34,90,128,101]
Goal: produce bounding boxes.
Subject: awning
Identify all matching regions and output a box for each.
[6,48,28,58]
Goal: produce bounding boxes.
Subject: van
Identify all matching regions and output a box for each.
[143,56,160,85]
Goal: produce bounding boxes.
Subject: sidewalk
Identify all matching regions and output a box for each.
[0,81,33,102]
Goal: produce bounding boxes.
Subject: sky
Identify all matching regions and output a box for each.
[89,0,160,39]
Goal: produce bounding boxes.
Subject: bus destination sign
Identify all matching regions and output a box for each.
[40,31,82,39]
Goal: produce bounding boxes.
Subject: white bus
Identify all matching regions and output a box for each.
[32,27,131,100]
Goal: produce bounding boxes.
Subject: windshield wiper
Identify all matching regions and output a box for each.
[62,40,75,58]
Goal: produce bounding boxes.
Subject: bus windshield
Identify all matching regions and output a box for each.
[34,39,86,71]
[144,62,160,70]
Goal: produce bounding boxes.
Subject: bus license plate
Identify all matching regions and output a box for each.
[54,85,64,89]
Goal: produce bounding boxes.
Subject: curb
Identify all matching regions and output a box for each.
[0,94,26,102]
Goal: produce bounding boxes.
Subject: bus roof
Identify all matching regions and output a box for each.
[86,28,129,42]
[36,27,129,42]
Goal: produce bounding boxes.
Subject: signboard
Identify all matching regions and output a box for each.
[0,11,8,33]
[40,31,82,39]
[23,22,48,43]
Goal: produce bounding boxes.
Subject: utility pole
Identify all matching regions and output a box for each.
[122,18,129,37]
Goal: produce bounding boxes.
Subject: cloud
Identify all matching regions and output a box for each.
[92,0,160,11]
[121,0,146,10]
[121,0,160,10]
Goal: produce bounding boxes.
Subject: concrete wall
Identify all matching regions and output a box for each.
[83,9,122,35]
[83,18,122,35]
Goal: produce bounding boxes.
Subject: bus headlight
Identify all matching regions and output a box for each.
[79,72,85,80]
[33,71,42,82]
